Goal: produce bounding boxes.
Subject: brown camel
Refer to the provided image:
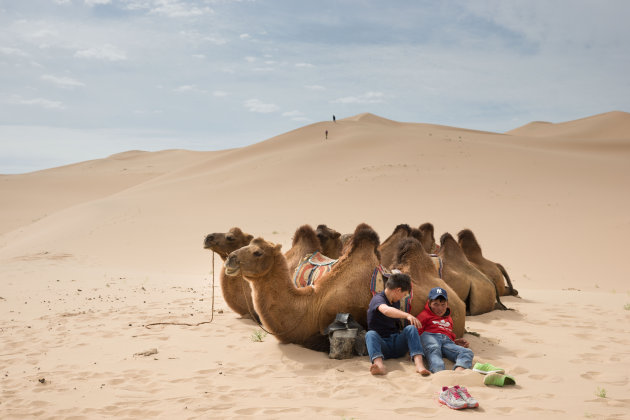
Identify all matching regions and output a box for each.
[224,223,381,351]
[418,222,439,254]
[457,229,518,296]
[203,227,256,319]
[391,237,466,338]
[315,224,343,259]
[378,224,423,268]
[437,233,507,315]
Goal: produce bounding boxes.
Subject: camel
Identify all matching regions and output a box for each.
[437,233,507,315]
[418,222,439,254]
[457,229,518,297]
[203,227,257,319]
[378,224,423,268]
[391,237,466,338]
[315,224,343,259]
[224,223,382,351]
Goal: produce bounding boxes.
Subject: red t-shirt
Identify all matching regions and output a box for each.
[416,300,456,341]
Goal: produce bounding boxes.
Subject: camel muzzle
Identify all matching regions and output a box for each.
[225,254,240,275]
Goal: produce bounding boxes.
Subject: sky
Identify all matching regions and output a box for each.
[1,0,629,174]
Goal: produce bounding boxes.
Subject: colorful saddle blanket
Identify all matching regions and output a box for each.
[369,266,413,313]
[293,251,338,288]
[430,254,443,278]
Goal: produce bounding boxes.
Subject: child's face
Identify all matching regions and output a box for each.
[429,297,448,316]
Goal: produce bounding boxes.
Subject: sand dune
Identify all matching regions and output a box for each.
[1,112,629,419]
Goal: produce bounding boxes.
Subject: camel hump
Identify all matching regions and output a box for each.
[292,224,318,246]
[419,222,435,235]
[395,237,424,264]
[392,224,412,235]
[349,223,380,256]
[457,229,482,255]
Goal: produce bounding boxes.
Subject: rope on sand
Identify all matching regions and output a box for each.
[144,252,216,329]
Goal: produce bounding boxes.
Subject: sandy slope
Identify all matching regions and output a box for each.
[1,112,629,419]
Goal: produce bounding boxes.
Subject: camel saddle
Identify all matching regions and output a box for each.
[292,251,338,288]
[370,266,413,314]
[429,254,443,278]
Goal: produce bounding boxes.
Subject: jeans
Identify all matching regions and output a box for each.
[365,325,424,363]
[420,332,474,373]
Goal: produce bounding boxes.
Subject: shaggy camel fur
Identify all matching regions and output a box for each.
[391,237,466,338]
[418,222,439,254]
[203,227,256,319]
[437,233,507,315]
[315,224,343,259]
[457,229,518,296]
[224,223,381,351]
[378,224,423,268]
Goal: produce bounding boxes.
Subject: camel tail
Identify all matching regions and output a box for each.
[303,334,330,353]
[497,263,518,296]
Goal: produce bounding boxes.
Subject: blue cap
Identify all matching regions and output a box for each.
[428,287,448,300]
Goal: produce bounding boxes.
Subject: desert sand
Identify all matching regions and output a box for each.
[1,111,629,419]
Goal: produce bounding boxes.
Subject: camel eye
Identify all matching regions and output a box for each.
[226,236,234,241]
[253,250,263,257]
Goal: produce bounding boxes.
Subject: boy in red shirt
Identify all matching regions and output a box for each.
[416,287,473,373]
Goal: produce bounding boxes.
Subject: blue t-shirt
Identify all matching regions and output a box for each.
[367,291,401,338]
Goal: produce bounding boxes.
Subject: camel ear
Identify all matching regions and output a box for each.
[274,243,282,252]
[245,234,254,243]
[333,231,341,239]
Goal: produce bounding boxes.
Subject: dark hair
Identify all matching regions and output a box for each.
[385,273,411,292]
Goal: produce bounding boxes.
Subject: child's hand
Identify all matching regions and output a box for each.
[454,338,469,348]
[406,315,422,328]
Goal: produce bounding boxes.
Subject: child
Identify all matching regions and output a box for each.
[416,287,473,373]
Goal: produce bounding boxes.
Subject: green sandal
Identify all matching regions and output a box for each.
[484,373,516,387]
[473,362,505,375]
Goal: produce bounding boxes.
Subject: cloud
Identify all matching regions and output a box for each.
[173,85,206,93]
[124,0,213,18]
[282,110,303,117]
[332,91,384,104]
[244,56,256,62]
[84,0,111,5]
[74,44,127,61]
[243,99,279,113]
[305,84,325,91]
[213,90,229,97]
[12,96,65,110]
[282,110,310,122]
[41,74,85,88]
[0,47,28,57]
[240,33,251,40]
[295,62,313,68]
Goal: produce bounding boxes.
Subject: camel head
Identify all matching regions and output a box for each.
[419,222,438,253]
[457,229,482,255]
[203,227,254,260]
[316,224,342,258]
[225,238,282,279]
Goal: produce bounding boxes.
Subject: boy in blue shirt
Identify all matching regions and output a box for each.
[365,273,430,376]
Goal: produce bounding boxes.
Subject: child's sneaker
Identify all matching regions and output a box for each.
[472,362,505,375]
[439,386,467,410]
[453,385,479,408]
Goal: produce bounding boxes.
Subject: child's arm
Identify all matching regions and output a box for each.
[378,304,422,328]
